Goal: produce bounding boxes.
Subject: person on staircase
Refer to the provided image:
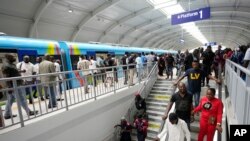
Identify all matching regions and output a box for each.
[114,116,132,141]
[191,88,223,141]
[155,113,190,141]
[174,60,221,107]
[134,93,147,119]
[134,114,148,141]
[162,82,193,130]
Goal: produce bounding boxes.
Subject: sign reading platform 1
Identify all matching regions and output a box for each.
[171,7,210,25]
[205,42,217,46]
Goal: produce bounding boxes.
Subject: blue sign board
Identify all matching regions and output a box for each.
[205,42,217,46]
[171,7,210,25]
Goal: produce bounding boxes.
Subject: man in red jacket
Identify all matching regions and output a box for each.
[192,88,223,141]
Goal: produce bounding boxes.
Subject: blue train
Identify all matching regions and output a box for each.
[0,36,176,87]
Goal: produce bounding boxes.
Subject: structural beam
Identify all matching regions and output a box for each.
[70,0,121,41]
[29,0,55,37]
[97,7,153,42]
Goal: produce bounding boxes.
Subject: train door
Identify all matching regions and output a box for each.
[86,51,96,60]
[17,50,38,64]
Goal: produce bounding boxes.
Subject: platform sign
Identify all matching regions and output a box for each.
[205,42,217,46]
[171,7,210,25]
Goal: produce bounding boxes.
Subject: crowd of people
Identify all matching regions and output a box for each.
[1,43,249,140]
[115,44,250,141]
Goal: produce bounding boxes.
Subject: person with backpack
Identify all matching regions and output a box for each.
[114,116,132,141]
[134,114,148,141]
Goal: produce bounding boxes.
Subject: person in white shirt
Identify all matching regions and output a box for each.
[89,56,97,86]
[16,55,35,104]
[135,53,142,81]
[77,55,90,93]
[155,113,190,141]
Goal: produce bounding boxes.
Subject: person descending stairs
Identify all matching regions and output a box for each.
[131,79,175,141]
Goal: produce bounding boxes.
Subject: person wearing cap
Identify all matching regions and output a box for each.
[114,116,132,141]
[174,60,221,107]
[134,114,148,141]
[191,88,223,141]
[155,113,190,141]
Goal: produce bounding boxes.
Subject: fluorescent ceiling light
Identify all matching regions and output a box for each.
[147,0,208,45]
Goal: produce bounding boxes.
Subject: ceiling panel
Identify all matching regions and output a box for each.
[59,0,106,11]
[123,16,147,27]
[75,29,101,43]
[42,3,85,27]
[117,0,150,12]
[101,5,130,20]
[109,24,131,35]
[0,0,41,18]
[37,22,73,41]
[0,14,30,37]
[84,17,114,31]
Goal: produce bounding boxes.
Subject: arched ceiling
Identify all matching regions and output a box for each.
[0,0,249,51]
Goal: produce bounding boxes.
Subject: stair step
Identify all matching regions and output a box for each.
[147,110,165,116]
[147,105,166,111]
[152,87,174,91]
[147,98,169,103]
[155,81,173,83]
[190,121,200,133]
[146,101,168,107]
[148,94,171,101]
[150,90,174,94]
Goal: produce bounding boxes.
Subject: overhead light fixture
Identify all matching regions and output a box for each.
[147,0,208,45]
[68,6,73,13]
[68,9,73,13]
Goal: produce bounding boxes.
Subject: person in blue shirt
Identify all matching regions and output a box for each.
[174,60,221,107]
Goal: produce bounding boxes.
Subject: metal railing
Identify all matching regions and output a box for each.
[225,59,250,124]
[0,63,153,131]
[126,62,158,123]
[108,63,158,141]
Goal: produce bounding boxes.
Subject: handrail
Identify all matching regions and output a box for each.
[0,63,151,132]
[126,62,158,123]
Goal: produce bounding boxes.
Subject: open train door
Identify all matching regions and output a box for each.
[17,50,38,64]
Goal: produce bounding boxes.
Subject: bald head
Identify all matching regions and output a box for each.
[178,82,187,94]
[23,55,30,63]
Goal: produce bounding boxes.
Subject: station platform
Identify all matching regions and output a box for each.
[0,60,248,141]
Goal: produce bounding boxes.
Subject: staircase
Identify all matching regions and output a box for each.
[131,79,175,141]
[191,115,200,141]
